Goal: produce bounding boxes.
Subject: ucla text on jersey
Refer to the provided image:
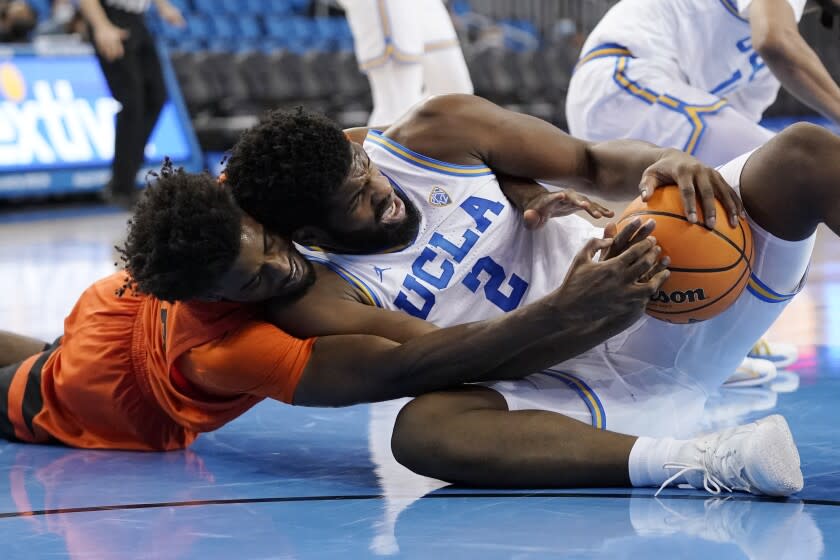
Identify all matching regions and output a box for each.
[394,194,529,319]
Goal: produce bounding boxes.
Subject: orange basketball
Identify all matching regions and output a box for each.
[616,185,754,324]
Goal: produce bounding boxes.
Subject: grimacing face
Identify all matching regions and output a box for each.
[213,215,315,303]
[318,142,420,253]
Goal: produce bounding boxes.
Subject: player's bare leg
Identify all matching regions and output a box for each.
[393,386,635,487]
[739,122,840,240]
[391,386,802,495]
[0,330,47,367]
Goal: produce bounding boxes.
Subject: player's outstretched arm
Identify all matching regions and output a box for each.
[751,0,840,127]
[391,94,742,228]
[271,231,667,407]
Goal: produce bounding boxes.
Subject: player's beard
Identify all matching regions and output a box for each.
[332,191,421,254]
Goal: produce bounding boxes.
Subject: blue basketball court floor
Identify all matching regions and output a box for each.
[0,204,838,559]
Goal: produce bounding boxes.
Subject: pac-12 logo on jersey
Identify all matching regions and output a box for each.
[429,186,452,207]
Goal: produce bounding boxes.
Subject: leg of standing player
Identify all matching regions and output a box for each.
[134,21,167,175]
[422,48,473,96]
[366,62,425,125]
[419,0,473,96]
[339,0,426,125]
[567,57,775,167]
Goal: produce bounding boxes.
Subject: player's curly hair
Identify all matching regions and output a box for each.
[224,107,352,235]
[116,160,242,302]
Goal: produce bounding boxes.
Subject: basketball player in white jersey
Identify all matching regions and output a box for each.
[568,0,840,166]
[221,93,840,496]
[339,0,474,124]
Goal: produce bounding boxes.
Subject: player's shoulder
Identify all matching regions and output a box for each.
[266,262,371,338]
[392,93,484,135]
[382,94,490,166]
[307,262,368,301]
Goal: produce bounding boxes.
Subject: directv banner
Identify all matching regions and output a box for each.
[0,43,202,199]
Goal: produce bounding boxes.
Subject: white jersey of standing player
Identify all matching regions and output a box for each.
[299,133,815,438]
[339,0,474,125]
[567,0,807,166]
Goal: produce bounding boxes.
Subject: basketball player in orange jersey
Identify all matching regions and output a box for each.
[0,112,803,497]
[224,93,840,495]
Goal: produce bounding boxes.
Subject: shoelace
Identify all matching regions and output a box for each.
[655,440,753,497]
[654,462,733,497]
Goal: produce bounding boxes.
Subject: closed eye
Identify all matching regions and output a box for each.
[347,187,363,215]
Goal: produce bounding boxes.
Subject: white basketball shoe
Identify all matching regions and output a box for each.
[747,339,799,369]
[724,357,778,388]
[656,415,803,497]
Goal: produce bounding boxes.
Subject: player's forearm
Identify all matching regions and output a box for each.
[481,315,634,382]
[760,39,840,124]
[363,301,633,398]
[581,140,673,200]
[78,0,112,29]
[296,299,604,406]
[373,309,567,395]
[496,173,546,211]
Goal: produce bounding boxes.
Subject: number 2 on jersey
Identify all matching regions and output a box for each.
[462,256,528,312]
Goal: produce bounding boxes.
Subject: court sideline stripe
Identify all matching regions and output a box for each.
[0,491,837,519]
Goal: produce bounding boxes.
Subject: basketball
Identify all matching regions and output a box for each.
[616,186,754,324]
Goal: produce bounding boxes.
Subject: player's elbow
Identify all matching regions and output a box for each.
[752,25,798,63]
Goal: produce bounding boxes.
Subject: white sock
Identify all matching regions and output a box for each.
[628,436,692,487]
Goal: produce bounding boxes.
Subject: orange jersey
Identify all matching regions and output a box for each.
[1,272,315,451]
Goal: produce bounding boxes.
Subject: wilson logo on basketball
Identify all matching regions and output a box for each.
[651,288,707,304]
[617,185,754,323]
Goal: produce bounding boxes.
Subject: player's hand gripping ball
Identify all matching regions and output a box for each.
[617,186,754,323]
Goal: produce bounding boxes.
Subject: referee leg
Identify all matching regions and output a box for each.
[137,24,167,162]
[94,21,147,196]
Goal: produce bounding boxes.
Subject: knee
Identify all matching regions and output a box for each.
[391,392,477,479]
[391,394,445,472]
[774,122,835,169]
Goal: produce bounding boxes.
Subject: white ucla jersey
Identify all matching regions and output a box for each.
[581,0,807,121]
[299,131,600,326]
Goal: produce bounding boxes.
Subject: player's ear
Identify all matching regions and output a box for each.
[292,226,329,247]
